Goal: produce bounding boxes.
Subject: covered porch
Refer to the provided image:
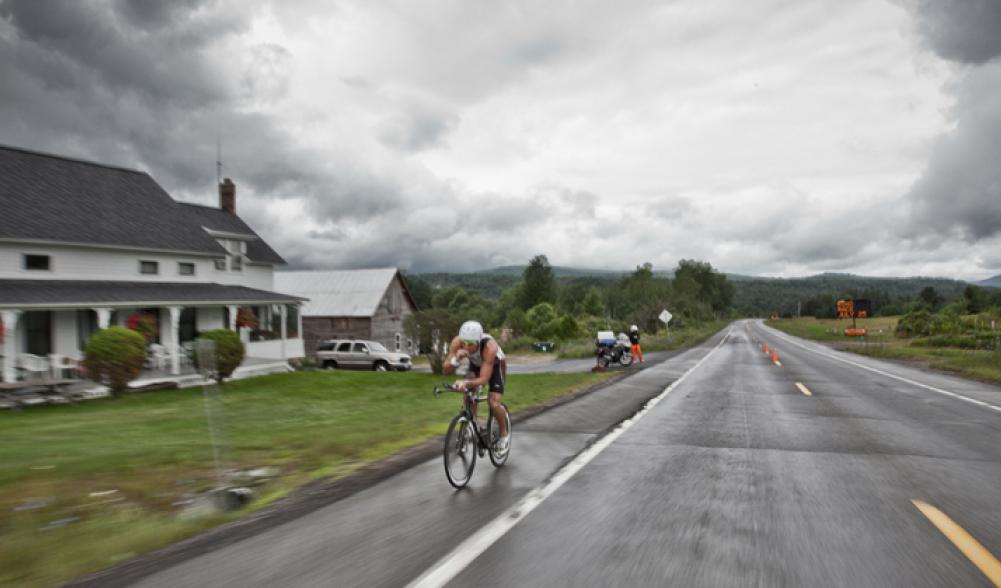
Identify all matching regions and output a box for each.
[0,280,307,384]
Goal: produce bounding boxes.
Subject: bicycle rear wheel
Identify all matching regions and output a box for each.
[487,404,511,467]
[443,413,476,488]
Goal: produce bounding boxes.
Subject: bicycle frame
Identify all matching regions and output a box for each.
[436,385,490,448]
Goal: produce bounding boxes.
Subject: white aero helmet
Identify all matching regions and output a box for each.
[630,324,639,332]
[458,320,484,343]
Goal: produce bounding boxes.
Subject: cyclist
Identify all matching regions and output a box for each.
[443,320,510,452]
[629,324,643,363]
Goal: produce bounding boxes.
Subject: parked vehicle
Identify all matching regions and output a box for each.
[316,339,412,371]
[595,330,633,368]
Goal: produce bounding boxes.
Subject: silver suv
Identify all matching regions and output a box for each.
[316,339,412,372]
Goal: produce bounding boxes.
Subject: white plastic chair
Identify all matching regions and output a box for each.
[148,344,170,370]
[49,354,79,379]
[17,353,50,380]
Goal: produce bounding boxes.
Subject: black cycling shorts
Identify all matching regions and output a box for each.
[468,359,506,394]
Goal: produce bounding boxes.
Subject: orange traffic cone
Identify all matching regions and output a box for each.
[764,343,769,354]
[772,350,778,363]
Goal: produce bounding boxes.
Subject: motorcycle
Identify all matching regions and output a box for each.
[595,331,633,368]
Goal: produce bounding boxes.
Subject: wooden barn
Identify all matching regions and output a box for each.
[274,268,418,357]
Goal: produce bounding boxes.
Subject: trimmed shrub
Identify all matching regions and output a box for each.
[195,329,246,383]
[84,326,146,396]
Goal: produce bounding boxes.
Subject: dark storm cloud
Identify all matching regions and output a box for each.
[900,0,1001,242]
[0,0,403,221]
[903,0,1001,64]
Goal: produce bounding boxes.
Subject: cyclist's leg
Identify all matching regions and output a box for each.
[488,391,507,437]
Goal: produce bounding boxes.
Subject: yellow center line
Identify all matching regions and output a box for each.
[912,500,1001,587]
[795,382,812,396]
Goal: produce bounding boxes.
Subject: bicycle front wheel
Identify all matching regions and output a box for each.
[443,413,476,488]
[487,404,511,467]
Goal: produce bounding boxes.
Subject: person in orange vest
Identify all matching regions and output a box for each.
[629,325,643,364]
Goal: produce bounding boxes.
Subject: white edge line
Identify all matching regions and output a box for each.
[795,382,812,396]
[761,321,1001,413]
[406,328,733,588]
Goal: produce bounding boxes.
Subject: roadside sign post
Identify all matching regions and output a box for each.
[659,309,673,332]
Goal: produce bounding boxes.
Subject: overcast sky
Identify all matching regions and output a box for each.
[2,0,1000,279]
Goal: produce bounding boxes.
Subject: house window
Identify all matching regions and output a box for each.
[139,260,159,275]
[23,254,51,271]
[395,333,401,351]
[214,258,226,270]
[178,262,196,276]
[231,254,243,271]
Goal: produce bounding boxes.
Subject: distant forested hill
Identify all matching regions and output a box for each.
[733,273,971,317]
[414,267,976,318]
[979,274,1001,288]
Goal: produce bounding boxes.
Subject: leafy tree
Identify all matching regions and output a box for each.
[964,285,989,314]
[84,327,146,396]
[504,307,528,335]
[555,314,581,340]
[582,287,605,316]
[404,309,463,374]
[919,286,944,311]
[402,273,433,310]
[526,302,558,327]
[519,255,556,310]
[896,308,934,337]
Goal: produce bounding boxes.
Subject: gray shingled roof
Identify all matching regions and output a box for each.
[180,203,286,264]
[0,280,306,308]
[0,145,284,264]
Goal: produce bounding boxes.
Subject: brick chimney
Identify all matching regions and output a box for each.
[219,177,236,213]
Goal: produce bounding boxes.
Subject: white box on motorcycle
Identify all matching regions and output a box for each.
[596,331,616,346]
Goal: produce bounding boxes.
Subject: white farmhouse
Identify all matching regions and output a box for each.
[0,145,306,383]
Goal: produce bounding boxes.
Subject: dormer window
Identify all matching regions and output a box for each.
[23,254,51,271]
[139,260,159,275]
[178,262,196,276]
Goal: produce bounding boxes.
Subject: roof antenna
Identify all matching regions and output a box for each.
[216,131,223,185]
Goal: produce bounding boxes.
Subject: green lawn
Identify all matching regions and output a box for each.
[766,317,1001,385]
[0,369,613,587]
[764,316,898,343]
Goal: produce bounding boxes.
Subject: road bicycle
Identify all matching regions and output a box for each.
[433,383,511,488]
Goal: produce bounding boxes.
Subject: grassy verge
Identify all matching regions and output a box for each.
[0,370,614,587]
[556,320,730,359]
[764,316,898,343]
[766,317,1001,385]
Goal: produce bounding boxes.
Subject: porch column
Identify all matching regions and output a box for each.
[1,310,22,383]
[297,303,303,342]
[227,305,238,332]
[168,306,182,375]
[95,308,111,330]
[280,304,288,360]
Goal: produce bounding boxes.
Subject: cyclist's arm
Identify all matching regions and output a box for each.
[442,336,464,376]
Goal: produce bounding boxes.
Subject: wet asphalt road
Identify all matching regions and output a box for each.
[128,320,1001,587]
